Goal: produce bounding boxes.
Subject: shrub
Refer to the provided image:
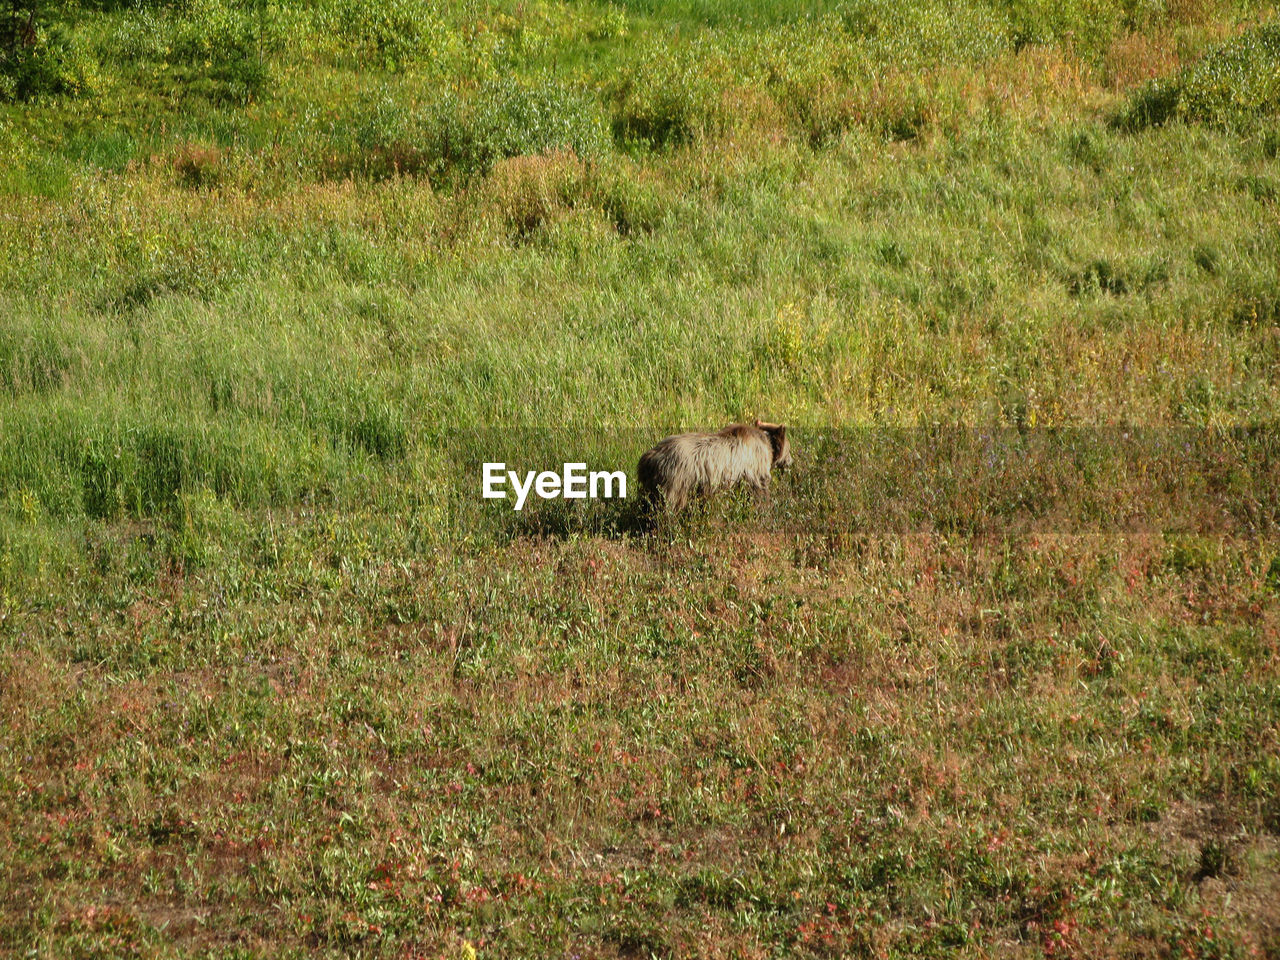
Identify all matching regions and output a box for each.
[342,92,441,178]
[309,0,463,72]
[470,76,611,171]
[170,0,271,104]
[0,4,99,103]
[1116,24,1280,131]
[838,0,1011,66]
[1176,24,1280,126]
[609,43,729,148]
[102,0,271,105]
[590,160,670,236]
[999,0,1128,58]
[337,77,610,182]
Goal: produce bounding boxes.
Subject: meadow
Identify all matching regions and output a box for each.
[1,0,1280,955]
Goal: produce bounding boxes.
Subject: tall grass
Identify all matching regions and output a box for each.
[2,1,1280,954]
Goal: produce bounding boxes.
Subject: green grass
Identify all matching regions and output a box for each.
[2,0,1280,956]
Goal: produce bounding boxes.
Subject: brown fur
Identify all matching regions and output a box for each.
[638,419,792,510]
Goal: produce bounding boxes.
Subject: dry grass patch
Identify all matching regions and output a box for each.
[476,150,590,238]
[1104,31,1186,90]
[171,142,225,190]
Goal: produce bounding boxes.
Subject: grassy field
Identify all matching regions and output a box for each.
[2,0,1280,956]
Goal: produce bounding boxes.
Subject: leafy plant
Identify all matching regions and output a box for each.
[0,0,98,101]
[609,43,729,147]
[470,75,611,170]
[309,0,463,72]
[1117,24,1280,131]
[102,0,272,105]
[337,76,610,181]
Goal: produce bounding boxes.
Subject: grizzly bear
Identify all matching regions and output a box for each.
[637,419,792,510]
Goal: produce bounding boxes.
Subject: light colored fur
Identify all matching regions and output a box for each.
[638,419,792,510]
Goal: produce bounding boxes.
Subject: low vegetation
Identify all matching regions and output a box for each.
[2,0,1279,956]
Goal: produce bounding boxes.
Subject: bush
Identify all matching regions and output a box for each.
[308,0,463,72]
[0,7,99,102]
[610,43,729,148]
[1177,24,1280,126]
[337,77,610,182]
[341,92,439,178]
[998,0,1127,58]
[470,76,611,170]
[838,0,1011,66]
[170,0,272,104]
[102,0,271,105]
[1116,24,1280,131]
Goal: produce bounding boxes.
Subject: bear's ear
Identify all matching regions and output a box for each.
[754,418,763,427]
